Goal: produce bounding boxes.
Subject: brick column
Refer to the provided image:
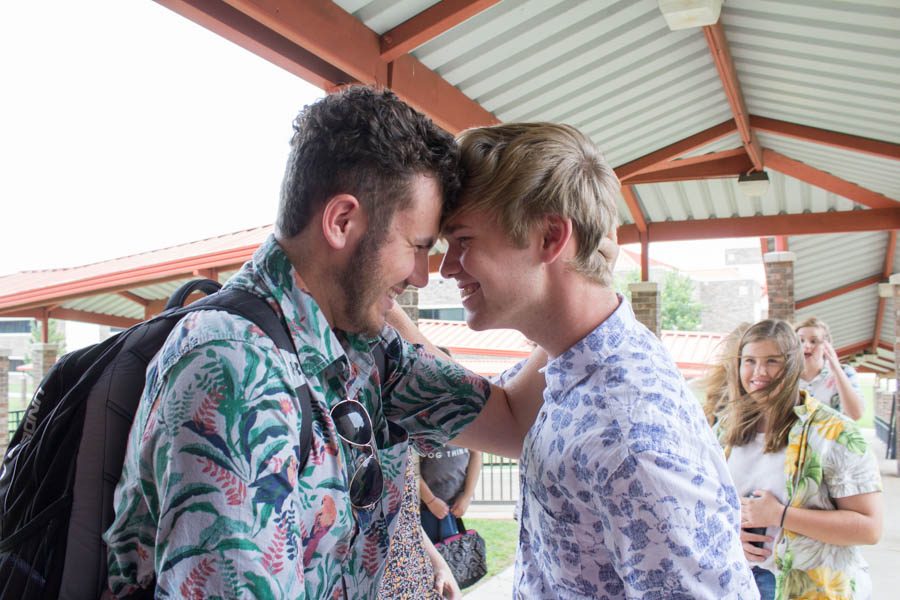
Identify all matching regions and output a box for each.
[396,286,419,326]
[0,349,9,457]
[31,342,58,381]
[629,281,660,338]
[764,251,796,322]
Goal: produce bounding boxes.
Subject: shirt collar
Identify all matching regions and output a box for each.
[544,294,633,397]
[227,234,350,377]
[792,390,820,422]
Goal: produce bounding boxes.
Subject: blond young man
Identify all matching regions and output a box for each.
[437,123,758,599]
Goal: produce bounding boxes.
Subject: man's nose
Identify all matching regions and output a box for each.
[440,246,460,279]
[407,251,430,288]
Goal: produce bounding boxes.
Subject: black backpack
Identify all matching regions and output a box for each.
[0,279,314,600]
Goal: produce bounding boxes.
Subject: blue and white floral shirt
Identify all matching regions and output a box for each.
[514,298,758,599]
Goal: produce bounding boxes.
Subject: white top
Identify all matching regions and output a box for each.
[727,433,787,573]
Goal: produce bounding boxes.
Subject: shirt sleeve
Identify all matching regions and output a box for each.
[597,451,751,599]
[379,331,491,453]
[110,339,313,599]
[823,419,882,499]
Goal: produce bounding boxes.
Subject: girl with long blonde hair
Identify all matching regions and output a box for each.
[717,320,883,599]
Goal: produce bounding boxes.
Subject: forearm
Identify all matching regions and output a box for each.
[782,504,880,545]
[419,477,438,503]
[462,451,482,496]
[831,366,863,419]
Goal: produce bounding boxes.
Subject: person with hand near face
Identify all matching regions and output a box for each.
[718,319,882,599]
[795,317,864,420]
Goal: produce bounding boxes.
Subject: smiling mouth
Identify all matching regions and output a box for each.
[459,283,480,301]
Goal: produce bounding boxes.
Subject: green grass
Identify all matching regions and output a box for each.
[466,518,518,581]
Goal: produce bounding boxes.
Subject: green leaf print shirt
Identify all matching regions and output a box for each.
[103,235,490,599]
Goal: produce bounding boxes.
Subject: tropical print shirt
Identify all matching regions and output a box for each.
[799,362,860,414]
[773,392,882,600]
[104,235,490,599]
[514,297,758,599]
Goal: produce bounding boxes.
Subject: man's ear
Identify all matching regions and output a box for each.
[321,194,365,250]
[539,214,573,264]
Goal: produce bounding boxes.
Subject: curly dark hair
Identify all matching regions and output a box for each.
[276,86,460,240]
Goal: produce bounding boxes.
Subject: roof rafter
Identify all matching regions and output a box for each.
[156,0,354,89]
[616,207,900,245]
[623,153,753,185]
[795,274,882,309]
[163,0,498,133]
[621,186,647,234]
[118,291,149,307]
[48,308,141,329]
[615,119,737,180]
[763,149,898,210]
[636,147,748,175]
[703,23,763,171]
[751,116,900,162]
[380,0,500,62]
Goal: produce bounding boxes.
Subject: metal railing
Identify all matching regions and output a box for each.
[8,409,24,434]
[473,453,519,505]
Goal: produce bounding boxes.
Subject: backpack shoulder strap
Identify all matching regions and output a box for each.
[183,288,314,473]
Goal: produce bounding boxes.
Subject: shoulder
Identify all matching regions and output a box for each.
[154,309,293,389]
[806,403,869,456]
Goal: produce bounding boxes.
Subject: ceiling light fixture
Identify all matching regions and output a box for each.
[658,0,723,30]
[737,171,770,197]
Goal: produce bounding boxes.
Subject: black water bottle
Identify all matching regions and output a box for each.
[743,493,767,549]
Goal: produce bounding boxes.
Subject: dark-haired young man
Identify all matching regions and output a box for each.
[104,87,540,599]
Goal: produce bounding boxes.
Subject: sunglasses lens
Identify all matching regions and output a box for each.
[332,401,373,446]
[350,454,384,508]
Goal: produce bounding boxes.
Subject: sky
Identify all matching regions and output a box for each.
[0,0,759,279]
[0,0,323,276]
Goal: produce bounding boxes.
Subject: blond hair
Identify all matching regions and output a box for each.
[700,322,750,425]
[450,123,620,285]
[794,316,832,342]
[720,320,803,452]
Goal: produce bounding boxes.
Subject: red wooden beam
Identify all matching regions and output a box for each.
[614,119,736,180]
[640,236,650,282]
[703,23,763,171]
[836,340,876,357]
[155,0,354,90]
[751,115,900,162]
[634,147,747,176]
[390,53,500,133]
[872,230,897,351]
[615,207,900,245]
[118,291,149,307]
[380,0,500,62]
[49,308,142,330]
[795,274,882,309]
[172,0,498,134]
[764,149,897,210]
[623,153,753,185]
[621,185,647,233]
[428,253,444,274]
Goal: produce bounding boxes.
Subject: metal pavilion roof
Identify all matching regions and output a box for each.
[2,0,899,373]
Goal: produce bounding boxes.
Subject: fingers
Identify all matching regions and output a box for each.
[742,544,769,562]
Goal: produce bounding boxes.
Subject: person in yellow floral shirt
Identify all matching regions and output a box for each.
[717,319,883,599]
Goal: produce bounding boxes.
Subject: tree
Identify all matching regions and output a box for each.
[660,271,701,331]
[29,319,67,355]
[613,270,702,331]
